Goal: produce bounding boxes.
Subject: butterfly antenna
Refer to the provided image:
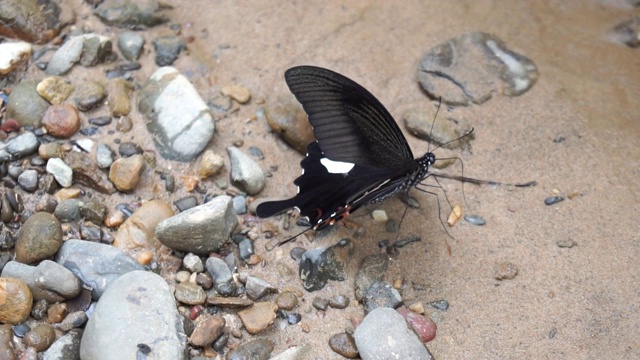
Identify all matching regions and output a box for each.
[427,97,443,155]
[431,127,475,154]
[265,227,313,251]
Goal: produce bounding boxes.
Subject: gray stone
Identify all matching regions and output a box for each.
[299,238,354,292]
[96,143,115,169]
[55,239,145,299]
[152,36,185,66]
[94,0,170,28]
[233,195,247,215]
[156,195,237,255]
[205,256,236,296]
[0,132,40,161]
[118,32,145,61]
[227,339,274,360]
[182,253,204,273]
[1,260,81,302]
[227,147,265,195]
[174,282,206,305]
[59,311,88,331]
[42,329,82,360]
[362,282,403,314]
[354,307,433,360]
[46,158,73,187]
[138,67,214,161]
[354,254,389,301]
[5,80,49,127]
[245,276,276,301]
[54,199,82,222]
[17,169,38,192]
[80,271,187,360]
[238,238,254,260]
[47,34,111,75]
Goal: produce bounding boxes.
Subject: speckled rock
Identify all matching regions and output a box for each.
[5,80,50,127]
[0,277,32,324]
[156,195,237,255]
[55,239,145,300]
[36,77,73,105]
[237,301,278,334]
[0,41,32,75]
[227,146,265,195]
[138,67,214,161]
[299,238,354,292]
[108,154,145,191]
[42,104,81,138]
[152,36,185,66]
[80,271,187,359]
[15,212,63,264]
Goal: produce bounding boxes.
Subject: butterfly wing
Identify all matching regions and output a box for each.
[285,66,414,169]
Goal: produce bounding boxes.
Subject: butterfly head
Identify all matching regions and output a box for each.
[414,152,436,182]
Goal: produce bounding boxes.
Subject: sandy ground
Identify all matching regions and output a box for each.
[24,1,640,359]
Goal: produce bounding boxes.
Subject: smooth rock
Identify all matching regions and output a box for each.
[36,76,73,105]
[42,329,82,360]
[17,169,38,192]
[227,339,274,360]
[59,311,88,332]
[24,323,55,352]
[113,200,175,255]
[354,307,433,360]
[0,277,32,324]
[138,67,214,161]
[328,332,359,359]
[263,96,315,153]
[108,154,145,191]
[152,36,185,66]
[397,307,437,343]
[74,81,107,111]
[46,158,73,187]
[107,78,134,116]
[189,315,225,347]
[55,239,145,300]
[0,132,40,162]
[156,195,237,255]
[174,282,206,305]
[221,85,251,104]
[0,41,32,75]
[47,34,112,76]
[1,260,81,302]
[96,143,115,169]
[204,256,236,296]
[276,291,297,311]
[401,102,473,151]
[42,104,81,138]
[5,80,49,127]
[118,31,145,60]
[197,150,224,179]
[227,147,265,195]
[64,151,116,194]
[94,0,170,28]
[15,212,63,264]
[417,32,538,105]
[80,271,187,359]
[237,301,278,334]
[245,276,276,300]
[363,281,403,314]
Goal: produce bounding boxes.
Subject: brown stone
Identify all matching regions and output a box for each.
[15,212,63,264]
[237,301,277,334]
[109,154,145,191]
[189,315,225,347]
[42,104,81,138]
[107,78,135,116]
[0,278,33,324]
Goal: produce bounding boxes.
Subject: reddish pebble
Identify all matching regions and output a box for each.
[396,307,437,342]
[189,305,203,320]
[0,119,20,132]
[42,104,80,138]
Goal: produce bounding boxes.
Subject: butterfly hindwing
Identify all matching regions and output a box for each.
[284,66,414,170]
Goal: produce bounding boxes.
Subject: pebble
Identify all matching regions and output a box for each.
[298,238,354,292]
[402,102,473,150]
[183,253,204,273]
[1,132,40,161]
[174,196,198,212]
[233,195,248,215]
[545,196,565,206]
[113,199,174,254]
[5,80,49,127]
[138,67,214,161]
[198,149,224,179]
[174,282,206,305]
[46,158,73,187]
[329,294,350,309]
[13,323,30,337]
[613,18,640,48]
[464,214,486,226]
[59,311,88,331]
[371,209,388,223]
[0,277,32,324]
[312,296,329,310]
[152,36,185,66]
[206,296,253,308]
[275,291,297,310]
[107,78,135,116]
[0,41,32,75]
[116,115,133,132]
[42,328,82,359]
[495,262,519,280]
[18,169,38,192]
[263,96,315,153]
[227,146,265,195]
[23,323,56,352]
[205,256,237,296]
[47,34,112,75]
[226,339,274,360]
[36,76,74,105]
[156,195,237,254]
[247,146,264,160]
[15,212,63,264]
[80,271,187,359]
[64,151,116,194]
[245,276,276,300]
[1,260,81,302]
[94,0,170,28]
[39,142,63,160]
[96,143,115,169]
[417,32,538,105]
[189,315,225,347]
[557,238,577,248]
[0,324,14,359]
[427,299,450,311]
[287,312,302,325]
[238,238,254,260]
[447,204,463,226]
[42,104,81,138]
[55,239,145,299]
[237,301,278,334]
[118,141,143,157]
[354,254,389,301]
[397,306,437,342]
[74,81,107,111]
[354,307,433,360]
[328,332,359,359]
[47,302,68,323]
[221,84,251,104]
[118,31,145,61]
[109,154,145,191]
[195,272,213,289]
[362,282,403,314]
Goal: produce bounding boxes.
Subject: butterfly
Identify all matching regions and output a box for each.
[256,65,452,239]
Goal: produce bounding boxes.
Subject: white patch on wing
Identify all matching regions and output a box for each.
[320,158,355,174]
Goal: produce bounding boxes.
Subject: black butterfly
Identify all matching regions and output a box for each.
[257,66,444,236]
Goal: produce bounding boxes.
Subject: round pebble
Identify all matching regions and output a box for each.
[0,278,32,324]
[189,315,225,347]
[23,323,56,352]
[109,154,145,191]
[495,262,519,280]
[328,332,359,359]
[276,291,298,311]
[545,196,565,206]
[464,214,486,226]
[42,104,81,138]
[15,212,63,264]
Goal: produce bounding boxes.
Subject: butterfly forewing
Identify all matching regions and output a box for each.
[285,66,414,169]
